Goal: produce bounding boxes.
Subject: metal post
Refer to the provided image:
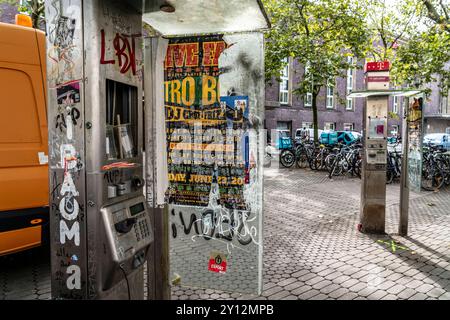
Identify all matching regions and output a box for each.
[399,97,410,236]
[144,37,170,300]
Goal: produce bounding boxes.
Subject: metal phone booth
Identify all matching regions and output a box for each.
[348,62,422,235]
[143,1,270,298]
[46,0,154,299]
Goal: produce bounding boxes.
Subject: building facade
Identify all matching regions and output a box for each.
[423,76,450,134]
[265,57,404,139]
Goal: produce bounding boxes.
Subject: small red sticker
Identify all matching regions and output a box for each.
[208,252,227,273]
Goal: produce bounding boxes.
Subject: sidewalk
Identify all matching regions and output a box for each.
[1,166,449,300]
[172,167,450,300]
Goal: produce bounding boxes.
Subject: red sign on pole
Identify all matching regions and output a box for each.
[365,61,390,72]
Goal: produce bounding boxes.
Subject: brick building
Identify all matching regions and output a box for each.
[264,57,404,139]
[423,75,450,134]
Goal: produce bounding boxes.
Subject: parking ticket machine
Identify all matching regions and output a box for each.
[46,0,153,299]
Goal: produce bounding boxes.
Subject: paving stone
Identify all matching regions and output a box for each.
[277,278,298,287]
[367,290,388,300]
[397,288,416,300]
[332,275,351,285]
[328,288,349,299]
[309,293,329,300]
[380,294,397,300]
[438,292,450,300]
[312,280,332,290]
[349,282,367,293]
[386,284,406,295]
[416,283,435,294]
[410,293,428,300]
[405,279,425,289]
[291,285,313,296]
[262,286,284,297]
[320,283,341,295]
[305,276,325,286]
[427,287,446,298]
[298,289,320,300]
[337,292,359,300]
[284,281,305,291]
[268,290,291,300]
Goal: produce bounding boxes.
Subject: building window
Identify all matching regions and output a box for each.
[324,122,335,131]
[305,93,312,107]
[393,96,399,114]
[277,121,292,137]
[441,90,450,115]
[302,122,313,129]
[343,123,354,131]
[279,58,289,105]
[391,125,399,137]
[326,81,334,109]
[346,56,354,110]
[304,62,313,107]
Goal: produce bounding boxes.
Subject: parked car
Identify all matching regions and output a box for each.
[423,133,450,151]
[295,128,323,143]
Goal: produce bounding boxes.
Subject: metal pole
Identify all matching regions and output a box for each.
[399,97,410,236]
[144,37,171,300]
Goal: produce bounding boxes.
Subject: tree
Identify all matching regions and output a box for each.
[18,0,44,29]
[393,0,450,94]
[364,0,420,63]
[263,0,369,142]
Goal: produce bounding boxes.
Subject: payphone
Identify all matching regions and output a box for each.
[46,0,154,299]
[359,62,390,234]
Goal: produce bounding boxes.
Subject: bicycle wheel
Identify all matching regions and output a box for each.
[354,159,362,179]
[280,149,295,168]
[325,154,336,171]
[422,165,445,191]
[386,169,394,184]
[295,147,309,168]
[328,157,343,178]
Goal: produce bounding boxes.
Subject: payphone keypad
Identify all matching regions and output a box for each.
[101,196,153,264]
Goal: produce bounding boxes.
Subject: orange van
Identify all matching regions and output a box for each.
[0,18,49,256]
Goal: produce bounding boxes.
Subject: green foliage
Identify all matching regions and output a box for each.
[263,0,369,141]
[392,0,450,95]
[19,0,45,29]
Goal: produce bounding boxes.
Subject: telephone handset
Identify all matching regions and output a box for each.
[114,218,136,234]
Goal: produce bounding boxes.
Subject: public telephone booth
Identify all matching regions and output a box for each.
[45,0,269,300]
[348,62,424,236]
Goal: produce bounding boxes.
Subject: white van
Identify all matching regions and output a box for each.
[295,128,323,142]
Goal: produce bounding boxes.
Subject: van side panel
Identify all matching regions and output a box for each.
[0,23,48,254]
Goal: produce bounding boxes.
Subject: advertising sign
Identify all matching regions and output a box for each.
[407,95,424,192]
[165,33,264,294]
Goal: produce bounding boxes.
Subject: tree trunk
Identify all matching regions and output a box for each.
[312,90,319,144]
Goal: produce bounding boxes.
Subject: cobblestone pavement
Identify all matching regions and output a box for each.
[1,166,449,300]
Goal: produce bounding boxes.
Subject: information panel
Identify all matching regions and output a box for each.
[165,33,264,294]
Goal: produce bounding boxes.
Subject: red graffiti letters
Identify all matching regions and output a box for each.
[100,29,139,75]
